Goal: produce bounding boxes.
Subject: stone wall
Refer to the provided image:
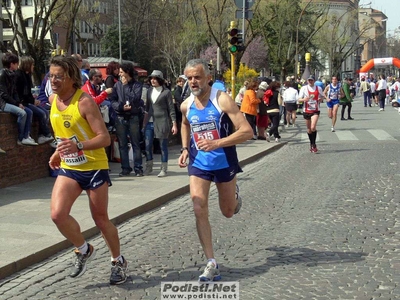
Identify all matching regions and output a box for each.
[0,112,54,189]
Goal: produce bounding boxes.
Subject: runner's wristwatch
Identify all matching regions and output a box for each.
[180,147,188,153]
[77,142,84,150]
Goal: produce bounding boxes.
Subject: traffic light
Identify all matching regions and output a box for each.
[228,27,244,54]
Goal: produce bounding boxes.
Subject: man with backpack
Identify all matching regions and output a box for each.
[323,76,341,132]
[359,77,371,107]
[339,77,354,120]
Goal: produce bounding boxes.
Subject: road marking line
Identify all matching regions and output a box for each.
[367,129,397,141]
[335,130,358,140]
[301,132,320,143]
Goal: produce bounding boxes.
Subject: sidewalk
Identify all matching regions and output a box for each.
[0,140,285,279]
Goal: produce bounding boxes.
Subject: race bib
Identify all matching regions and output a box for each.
[191,121,220,150]
[57,136,88,166]
[308,100,317,111]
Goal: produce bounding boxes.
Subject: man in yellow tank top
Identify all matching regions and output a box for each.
[48,56,127,285]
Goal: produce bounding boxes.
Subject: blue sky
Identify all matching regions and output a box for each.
[361,0,400,33]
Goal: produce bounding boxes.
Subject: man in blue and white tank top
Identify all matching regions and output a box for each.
[323,76,340,132]
[178,59,253,282]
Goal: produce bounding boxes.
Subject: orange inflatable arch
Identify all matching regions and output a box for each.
[359,57,400,73]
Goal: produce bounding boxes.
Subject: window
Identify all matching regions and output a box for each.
[24,18,33,27]
[2,0,11,8]
[22,0,33,5]
[3,19,11,29]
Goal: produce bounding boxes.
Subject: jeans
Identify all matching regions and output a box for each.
[115,115,143,172]
[27,104,51,136]
[363,91,371,106]
[3,103,32,141]
[144,122,169,162]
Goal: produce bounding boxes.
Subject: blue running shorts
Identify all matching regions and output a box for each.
[58,169,112,190]
[326,99,340,109]
[188,164,242,183]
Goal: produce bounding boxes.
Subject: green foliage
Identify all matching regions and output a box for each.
[100,25,136,61]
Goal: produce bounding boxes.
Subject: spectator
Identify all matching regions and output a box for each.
[211,73,226,92]
[71,54,86,85]
[15,56,54,144]
[81,68,112,105]
[339,78,354,119]
[37,71,52,110]
[105,61,120,88]
[173,75,186,126]
[376,74,387,111]
[282,81,299,128]
[240,78,260,140]
[81,59,90,84]
[265,81,283,143]
[143,70,177,177]
[81,68,114,127]
[235,80,248,108]
[256,81,269,140]
[109,62,144,177]
[0,52,37,146]
[359,77,371,107]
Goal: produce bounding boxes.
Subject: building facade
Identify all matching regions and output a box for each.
[359,8,388,66]
[1,0,116,58]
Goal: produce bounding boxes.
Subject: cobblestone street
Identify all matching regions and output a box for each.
[1,135,400,299]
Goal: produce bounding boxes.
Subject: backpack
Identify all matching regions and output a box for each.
[263,90,273,106]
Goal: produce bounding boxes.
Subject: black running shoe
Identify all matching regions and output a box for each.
[110,256,128,285]
[69,244,96,278]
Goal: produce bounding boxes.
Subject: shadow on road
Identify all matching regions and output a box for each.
[82,246,367,291]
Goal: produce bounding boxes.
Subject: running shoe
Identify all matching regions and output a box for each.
[331,127,335,132]
[199,261,221,282]
[70,244,96,278]
[110,256,128,285]
[275,137,280,143]
[310,145,318,153]
[234,184,242,214]
[265,133,270,142]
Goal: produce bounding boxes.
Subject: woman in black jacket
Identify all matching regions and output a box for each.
[109,62,144,177]
[265,81,282,142]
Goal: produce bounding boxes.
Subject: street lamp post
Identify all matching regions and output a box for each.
[118,0,122,63]
[295,0,312,79]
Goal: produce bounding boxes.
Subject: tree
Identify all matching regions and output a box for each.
[100,25,136,61]
[313,6,375,78]
[0,0,69,83]
[241,36,268,71]
[252,0,328,81]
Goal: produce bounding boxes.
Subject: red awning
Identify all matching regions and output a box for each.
[134,67,147,77]
[97,67,148,79]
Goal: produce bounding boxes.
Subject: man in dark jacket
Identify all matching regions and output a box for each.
[0,52,37,145]
[109,62,144,177]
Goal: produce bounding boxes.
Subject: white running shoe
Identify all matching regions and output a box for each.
[331,127,335,132]
[265,133,270,142]
[275,137,280,143]
[199,261,221,282]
